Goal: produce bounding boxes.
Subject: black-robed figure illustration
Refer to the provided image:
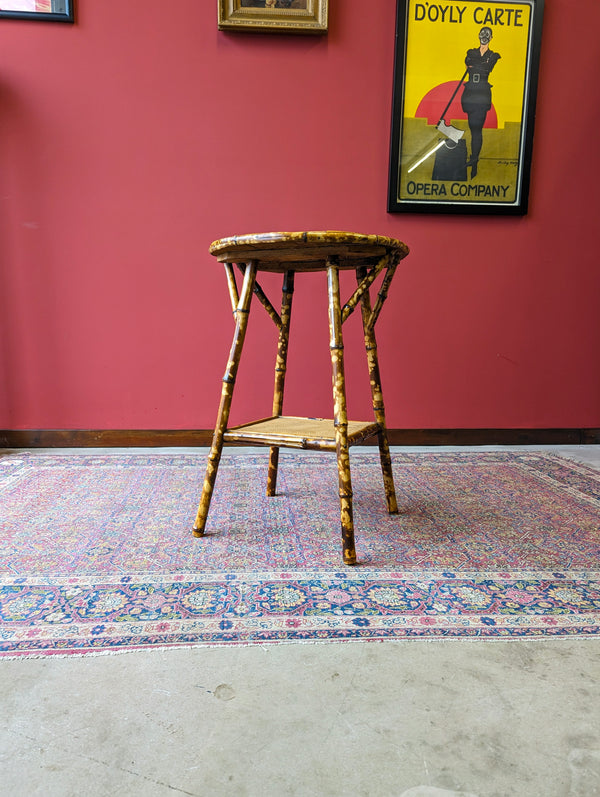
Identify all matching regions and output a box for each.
[461,26,500,179]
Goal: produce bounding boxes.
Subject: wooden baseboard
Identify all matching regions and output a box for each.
[389,428,600,446]
[1,428,599,448]
[0,429,214,448]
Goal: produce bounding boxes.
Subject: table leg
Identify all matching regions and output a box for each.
[327,260,356,565]
[267,270,295,496]
[357,266,398,514]
[193,262,257,536]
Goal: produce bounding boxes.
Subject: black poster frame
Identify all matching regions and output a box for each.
[388,0,544,215]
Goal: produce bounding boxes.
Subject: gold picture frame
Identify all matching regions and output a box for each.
[218,0,328,34]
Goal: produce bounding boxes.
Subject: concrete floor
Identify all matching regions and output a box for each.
[2,446,600,797]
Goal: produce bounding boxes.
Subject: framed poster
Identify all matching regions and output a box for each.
[388,0,544,214]
[0,0,73,22]
[218,0,328,34]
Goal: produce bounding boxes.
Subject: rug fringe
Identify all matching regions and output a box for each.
[3,633,599,661]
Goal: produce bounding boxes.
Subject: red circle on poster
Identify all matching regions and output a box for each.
[416,82,498,128]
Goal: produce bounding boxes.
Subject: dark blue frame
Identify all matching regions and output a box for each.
[0,1,73,23]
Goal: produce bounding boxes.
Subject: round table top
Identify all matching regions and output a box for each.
[208,231,409,272]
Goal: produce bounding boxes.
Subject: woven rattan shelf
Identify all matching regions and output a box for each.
[223,416,380,450]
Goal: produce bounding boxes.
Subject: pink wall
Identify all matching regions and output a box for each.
[0,0,598,431]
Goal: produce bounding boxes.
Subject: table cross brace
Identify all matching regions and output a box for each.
[340,253,395,325]
[236,263,281,328]
[365,261,398,333]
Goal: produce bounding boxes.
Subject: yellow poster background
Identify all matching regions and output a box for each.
[397,0,533,204]
[404,0,531,128]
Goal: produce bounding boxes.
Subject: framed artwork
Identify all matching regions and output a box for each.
[218,0,328,34]
[388,0,544,214]
[0,0,73,22]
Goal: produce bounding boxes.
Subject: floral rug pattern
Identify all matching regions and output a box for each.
[1,451,599,656]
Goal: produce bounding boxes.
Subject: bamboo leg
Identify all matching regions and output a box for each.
[193,262,257,536]
[357,266,398,514]
[267,270,295,496]
[327,261,356,565]
[223,264,239,313]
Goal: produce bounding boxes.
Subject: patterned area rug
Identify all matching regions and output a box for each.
[1,450,600,657]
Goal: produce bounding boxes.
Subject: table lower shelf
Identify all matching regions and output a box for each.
[223,415,380,450]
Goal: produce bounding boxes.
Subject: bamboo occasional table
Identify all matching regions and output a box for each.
[192,231,410,565]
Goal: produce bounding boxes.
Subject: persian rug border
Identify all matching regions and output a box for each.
[2,568,600,657]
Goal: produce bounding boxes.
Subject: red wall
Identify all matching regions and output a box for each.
[0,0,598,431]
